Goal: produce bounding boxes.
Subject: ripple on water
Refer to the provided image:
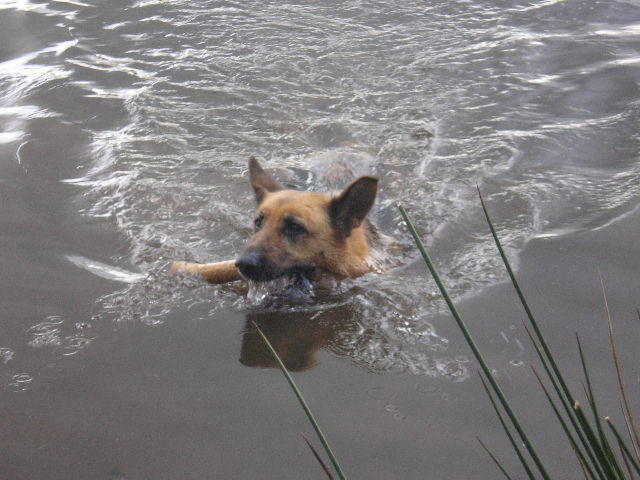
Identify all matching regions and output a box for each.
[26,316,94,356]
[8,0,635,380]
[367,386,396,401]
[0,348,14,364]
[414,382,440,396]
[8,373,33,393]
[27,316,65,348]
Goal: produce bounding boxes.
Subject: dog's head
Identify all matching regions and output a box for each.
[235,156,378,283]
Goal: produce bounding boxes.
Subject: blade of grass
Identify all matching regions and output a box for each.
[608,417,640,476]
[576,335,624,479]
[574,402,621,480]
[531,366,601,480]
[476,188,617,473]
[621,403,640,468]
[601,275,640,458]
[522,324,604,479]
[477,188,578,410]
[479,374,536,480]
[254,323,347,480]
[618,439,637,480]
[577,457,593,480]
[575,338,610,455]
[523,324,604,479]
[477,437,515,480]
[303,434,336,480]
[398,203,552,480]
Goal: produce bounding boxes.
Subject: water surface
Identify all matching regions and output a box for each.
[1,0,639,478]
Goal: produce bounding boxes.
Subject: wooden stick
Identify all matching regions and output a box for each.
[170,260,243,284]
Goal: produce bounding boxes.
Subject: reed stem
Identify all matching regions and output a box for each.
[398,203,552,480]
[254,324,347,480]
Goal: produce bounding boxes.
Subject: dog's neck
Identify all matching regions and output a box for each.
[316,224,371,280]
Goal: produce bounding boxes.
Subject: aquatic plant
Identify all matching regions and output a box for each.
[254,323,345,480]
[400,190,640,480]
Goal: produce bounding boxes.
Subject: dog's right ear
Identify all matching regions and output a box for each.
[249,156,283,204]
[329,175,378,237]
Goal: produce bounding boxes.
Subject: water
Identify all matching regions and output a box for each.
[1,0,639,478]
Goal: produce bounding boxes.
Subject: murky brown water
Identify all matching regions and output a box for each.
[1,0,640,478]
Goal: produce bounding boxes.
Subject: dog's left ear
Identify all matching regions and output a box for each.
[249,156,283,204]
[329,176,378,237]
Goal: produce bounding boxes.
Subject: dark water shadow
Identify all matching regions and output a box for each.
[240,303,356,372]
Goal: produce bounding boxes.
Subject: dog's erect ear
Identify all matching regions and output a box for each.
[329,176,378,237]
[249,156,283,204]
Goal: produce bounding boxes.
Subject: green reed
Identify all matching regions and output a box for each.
[254,323,345,480]
[398,203,550,480]
[399,191,640,479]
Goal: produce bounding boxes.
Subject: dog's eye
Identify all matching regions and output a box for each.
[254,214,264,231]
[283,217,308,240]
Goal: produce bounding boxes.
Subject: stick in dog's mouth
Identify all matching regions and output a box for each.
[169,259,314,288]
[169,260,242,284]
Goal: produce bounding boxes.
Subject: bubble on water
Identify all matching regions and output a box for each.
[381,403,409,420]
[0,348,14,364]
[62,336,94,356]
[8,373,32,392]
[367,386,395,401]
[436,358,470,382]
[24,315,97,358]
[414,382,440,395]
[27,316,64,348]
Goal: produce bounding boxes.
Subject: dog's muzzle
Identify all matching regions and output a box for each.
[235,251,273,282]
[235,250,314,283]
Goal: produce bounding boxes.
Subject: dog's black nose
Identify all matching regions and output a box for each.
[235,251,269,281]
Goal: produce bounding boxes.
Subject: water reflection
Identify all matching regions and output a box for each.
[240,306,354,372]
[238,291,469,382]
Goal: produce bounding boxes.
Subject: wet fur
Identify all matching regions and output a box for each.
[170,156,379,284]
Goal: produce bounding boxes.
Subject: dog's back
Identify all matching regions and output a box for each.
[307,147,376,191]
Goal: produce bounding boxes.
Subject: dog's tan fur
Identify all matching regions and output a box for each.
[170,156,378,284]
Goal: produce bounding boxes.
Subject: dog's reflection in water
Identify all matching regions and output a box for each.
[240,306,355,372]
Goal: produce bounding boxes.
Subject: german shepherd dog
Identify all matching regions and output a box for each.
[170,156,380,288]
